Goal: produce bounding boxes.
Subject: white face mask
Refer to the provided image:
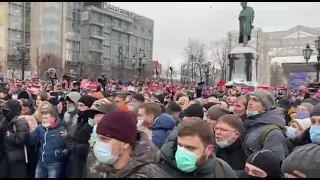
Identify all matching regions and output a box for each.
[12,94,18,100]
[216,140,231,148]
[136,119,144,127]
[42,122,51,128]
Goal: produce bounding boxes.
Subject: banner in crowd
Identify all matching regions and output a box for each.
[289,72,318,89]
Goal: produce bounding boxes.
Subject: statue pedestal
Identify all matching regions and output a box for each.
[227,44,258,87]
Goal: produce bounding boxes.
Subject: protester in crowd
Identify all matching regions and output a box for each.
[35,91,49,108]
[64,95,96,178]
[233,95,249,121]
[282,143,320,178]
[241,150,281,178]
[0,88,11,100]
[177,96,190,110]
[137,102,175,149]
[143,92,151,102]
[114,93,127,105]
[132,93,145,104]
[277,98,292,124]
[2,100,30,178]
[160,120,237,178]
[127,101,140,113]
[214,114,246,170]
[207,105,229,134]
[28,105,69,178]
[63,92,81,131]
[86,98,119,147]
[166,101,182,126]
[180,103,204,121]
[87,110,170,178]
[244,90,289,161]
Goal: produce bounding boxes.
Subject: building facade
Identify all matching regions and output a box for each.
[81,2,154,80]
[0,2,153,80]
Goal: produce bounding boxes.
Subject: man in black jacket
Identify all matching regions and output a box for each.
[2,100,30,178]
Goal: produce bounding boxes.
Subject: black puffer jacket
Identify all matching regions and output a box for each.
[3,100,30,178]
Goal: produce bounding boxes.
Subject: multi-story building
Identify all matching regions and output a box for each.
[81,2,154,80]
[0,2,153,80]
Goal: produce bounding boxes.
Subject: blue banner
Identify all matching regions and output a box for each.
[289,72,318,89]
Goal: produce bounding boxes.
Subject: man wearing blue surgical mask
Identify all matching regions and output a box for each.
[63,92,81,132]
[87,110,170,178]
[309,104,320,145]
[244,90,288,161]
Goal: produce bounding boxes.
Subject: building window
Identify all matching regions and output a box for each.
[130,36,137,46]
[91,39,101,49]
[91,12,101,23]
[138,38,144,47]
[146,40,152,49]
[104,15,111,24]
[92,25,102,36]
[120,21,128,30]
[112,31,120,42]
[121,33,129,44]
[113,43,120,54]
[112,18,120,28]
[148,30,152,36]
[141,28,144,33]
[133,25,137,31]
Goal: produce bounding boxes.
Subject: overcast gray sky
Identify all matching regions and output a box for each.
[113,2,320,70]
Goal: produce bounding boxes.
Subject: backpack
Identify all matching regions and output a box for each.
[260,125,294,153]
[213,159,225,178]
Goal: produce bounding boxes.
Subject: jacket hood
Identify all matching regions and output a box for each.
[116,131,161,177]
[160,127,219,177]
[2,100,21,121]
[18,90,35,109]
[246,108,286,130]
[151,113,175,131]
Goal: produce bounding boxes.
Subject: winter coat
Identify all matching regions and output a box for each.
[0,115,9,178]
[87,131,170,178]
[159,128,238,178]
[28,119,69,164]
[151,113,175,149]
[214,138,246,170]
[244,108,289,161]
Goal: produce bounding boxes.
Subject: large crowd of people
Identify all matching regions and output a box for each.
[0,79,320,178]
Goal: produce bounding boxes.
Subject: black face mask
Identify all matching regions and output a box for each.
[77,110,85,118]
[3,110,12,121]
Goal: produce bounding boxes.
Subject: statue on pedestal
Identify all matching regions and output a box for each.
[238,2,254,45]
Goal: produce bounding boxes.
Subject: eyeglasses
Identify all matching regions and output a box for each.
[214,127,236,133]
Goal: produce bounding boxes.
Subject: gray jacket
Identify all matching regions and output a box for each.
[160,127,238,178]
[244,108,289,161]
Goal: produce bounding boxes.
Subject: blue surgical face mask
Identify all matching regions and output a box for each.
[246,110,259,117]
[286,126,297,140]
[88,118,95,127]
[216,140,231,148]
[93,140,119,165]
[309,125,320,145]
[67,106,76,113]
[296,112,310,119]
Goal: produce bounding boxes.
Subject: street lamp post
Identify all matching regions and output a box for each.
[132,49,147,85]
[303,41,319,82]
[16,42,30,80]
[205,62,211,86]
[79,59,85,80]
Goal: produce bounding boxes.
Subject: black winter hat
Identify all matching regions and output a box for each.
[281,143,320,178]
[183,104,204,119]
[247,150,281,178]
[78,95,97,108]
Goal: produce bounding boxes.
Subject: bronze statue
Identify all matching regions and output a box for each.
[238,2,254,45]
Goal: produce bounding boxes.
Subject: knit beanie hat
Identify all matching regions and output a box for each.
[299,102,315,113]
[78,95,96,108]
[96,110,137,144]
[183,104,204,119]
[250,90,275,110]
[281,143,320,178]
[207,105,229,120]
[311,104,320,117]
[277,98,292,111]
[247,150,281,178]
[65,92,81,104]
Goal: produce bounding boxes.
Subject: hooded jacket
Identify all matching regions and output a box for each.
[87,132,170,178]
[159,128,238,178]
[63,92,81,131]
[244,108,289,161]
[18,91,35,114]
[151,113,175,149]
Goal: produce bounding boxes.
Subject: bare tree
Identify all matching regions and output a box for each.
[40,53,63,79]
[183,38,207,84]
[270,63,284,87]
[210,39,228,81]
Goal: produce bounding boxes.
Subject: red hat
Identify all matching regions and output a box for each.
[97,110,137,144]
